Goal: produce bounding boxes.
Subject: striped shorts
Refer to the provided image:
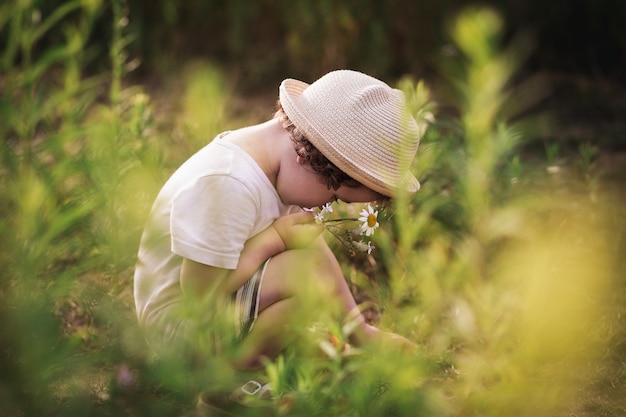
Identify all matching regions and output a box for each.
[232,258,270,339]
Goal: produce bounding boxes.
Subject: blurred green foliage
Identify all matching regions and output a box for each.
[128,0,626,84]
[1,1,625,417]
[4,0,625,87]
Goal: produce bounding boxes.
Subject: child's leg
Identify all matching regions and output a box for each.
[232,297,298,370]
[232,237,414,370]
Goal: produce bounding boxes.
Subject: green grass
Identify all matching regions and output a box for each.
[1,3,625,417]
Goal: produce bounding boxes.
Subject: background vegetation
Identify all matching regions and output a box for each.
[1,0,625,416]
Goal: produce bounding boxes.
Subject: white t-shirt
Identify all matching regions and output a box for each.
[133,134,291,331]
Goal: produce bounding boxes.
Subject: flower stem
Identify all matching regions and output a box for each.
[322,218,359,224]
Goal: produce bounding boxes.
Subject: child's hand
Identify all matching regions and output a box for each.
[272,211,323,250]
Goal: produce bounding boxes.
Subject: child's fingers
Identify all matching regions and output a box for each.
[272,211,323,249]
[289,210,317,225]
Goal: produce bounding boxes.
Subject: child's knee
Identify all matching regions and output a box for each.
[275,247,336,286]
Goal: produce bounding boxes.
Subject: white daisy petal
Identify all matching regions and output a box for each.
[358,204,379,236]
[353,241,368,252]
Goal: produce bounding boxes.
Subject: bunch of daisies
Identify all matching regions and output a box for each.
[312,202,380,255]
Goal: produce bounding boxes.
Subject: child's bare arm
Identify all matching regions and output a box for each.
[180,210,322,299]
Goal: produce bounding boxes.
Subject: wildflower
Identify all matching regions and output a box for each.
[314,202,333,224]
[353,240,374,254]
[358,205,379,237]
[312,203,380,255]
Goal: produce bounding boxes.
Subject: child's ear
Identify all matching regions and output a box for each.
[296,155,307,165]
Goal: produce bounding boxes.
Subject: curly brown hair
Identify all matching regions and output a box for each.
[274,101,361,191]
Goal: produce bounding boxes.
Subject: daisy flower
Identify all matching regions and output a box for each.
[311,202,381,256]
[358,205,379,237]
[352,240,374,254]
[314,202,333,224]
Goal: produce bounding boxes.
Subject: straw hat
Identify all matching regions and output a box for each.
[279,69,421,197]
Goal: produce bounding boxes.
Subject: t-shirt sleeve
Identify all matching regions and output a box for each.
[170,175,257,270]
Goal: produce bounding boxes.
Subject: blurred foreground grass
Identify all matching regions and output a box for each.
[1,2,625,417]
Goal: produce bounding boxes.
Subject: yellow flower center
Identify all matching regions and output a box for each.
[367,213,377,227]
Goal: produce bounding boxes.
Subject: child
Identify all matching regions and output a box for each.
[134,69,422,412]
